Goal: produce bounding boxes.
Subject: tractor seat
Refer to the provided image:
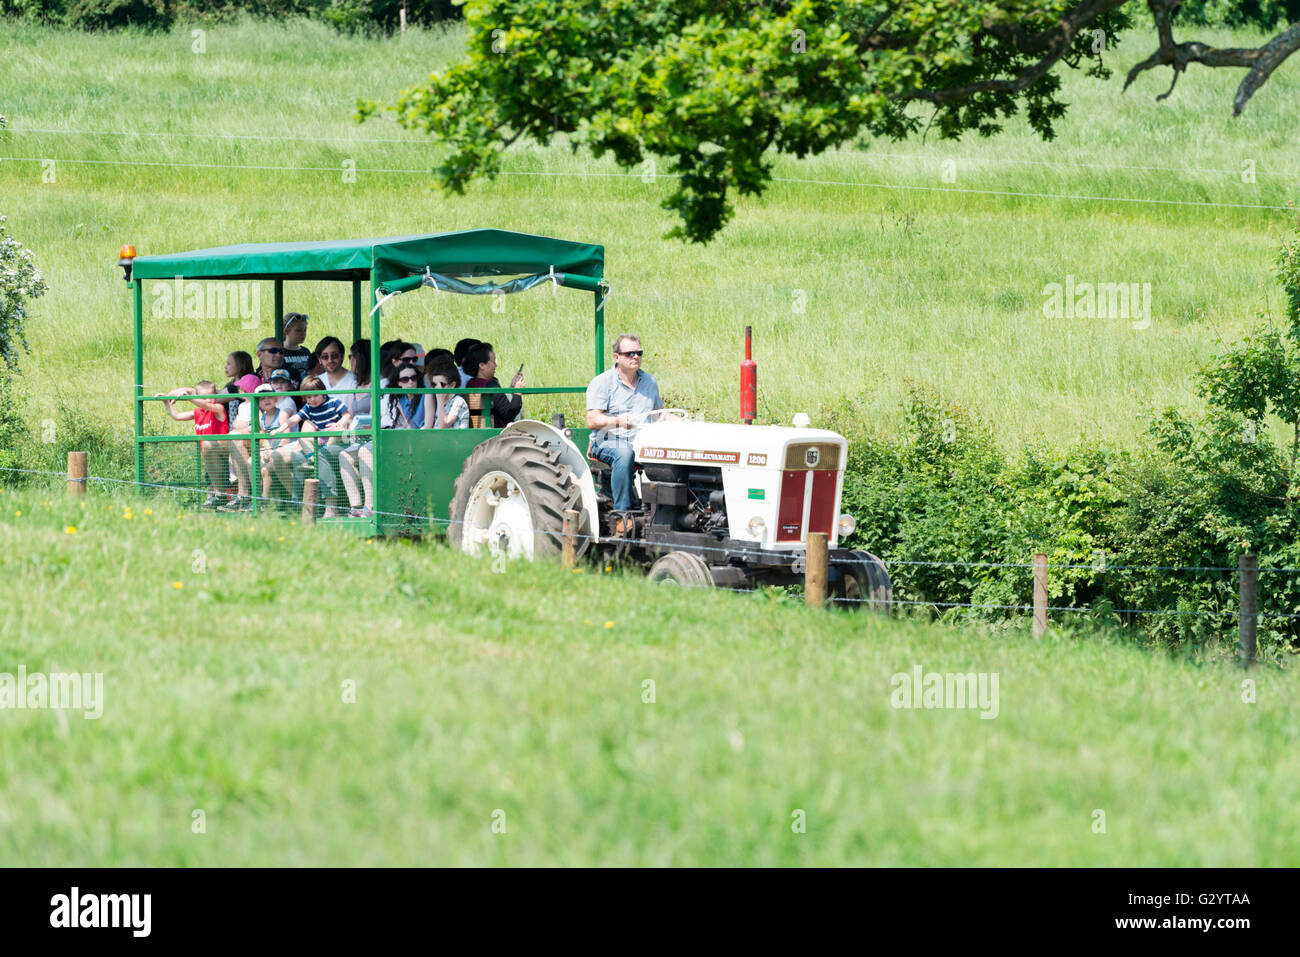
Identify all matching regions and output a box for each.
[586,436,611,471]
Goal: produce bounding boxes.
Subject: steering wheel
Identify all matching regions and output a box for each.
[632,408,691,425]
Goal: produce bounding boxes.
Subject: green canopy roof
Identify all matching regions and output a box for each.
[130,228,604,287]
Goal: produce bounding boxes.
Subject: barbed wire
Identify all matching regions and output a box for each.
[9,463,1300,576]
[7,127,1294,180]
[0,154,1292,214]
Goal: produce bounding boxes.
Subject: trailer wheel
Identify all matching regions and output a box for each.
[647,550,715,587]
[449,432,588,561]
[834,550,893,614]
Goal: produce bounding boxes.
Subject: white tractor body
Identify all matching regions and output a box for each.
[633,421,849,550]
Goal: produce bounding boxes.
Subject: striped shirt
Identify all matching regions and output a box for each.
[297,397,348,430]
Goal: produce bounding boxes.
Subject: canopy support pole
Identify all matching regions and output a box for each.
[133,277,144,490]
[368,270,381,535]
[273,279,284,340]
[593,286,605,375]
[352,280,362,344]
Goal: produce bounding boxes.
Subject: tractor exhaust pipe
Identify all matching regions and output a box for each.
[740,325,757,425]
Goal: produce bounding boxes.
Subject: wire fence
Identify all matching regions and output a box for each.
[7,461,1298,639]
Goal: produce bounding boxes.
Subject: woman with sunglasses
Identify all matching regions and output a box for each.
[381,363,426,429]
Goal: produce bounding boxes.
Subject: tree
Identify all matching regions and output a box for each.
[0,206,47,371]
[362,0,1300,242]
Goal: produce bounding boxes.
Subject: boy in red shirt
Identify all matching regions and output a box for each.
[160,380,232,509]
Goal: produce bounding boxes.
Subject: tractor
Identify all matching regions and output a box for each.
[446,411,892,608]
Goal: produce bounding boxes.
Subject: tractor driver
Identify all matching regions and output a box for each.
[586,333,662,531]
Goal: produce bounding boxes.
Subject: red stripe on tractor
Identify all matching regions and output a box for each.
[808,469,837,536]
[777,470,805,542]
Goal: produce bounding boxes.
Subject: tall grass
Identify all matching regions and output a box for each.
[1,17,1296,466]
[0,484,1296,865]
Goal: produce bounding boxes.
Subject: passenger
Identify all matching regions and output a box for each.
[381,363,425,429]
[314,336,361,413]
[157,381,230,509]
[379,339,417,385]
[463,342,523,428]
[281,313,312,383]
[453,338,481,387]
[339,444,374,518]
[347,339,373,425]
[254,337,293,386]
[284,374,354,518]
[426,347,454,368]
[230,383,301,507]
[223,382,257,511]
[223,350,259,393]
[221,350,260,426]
[423,358,469,429]
[266,368,301,413]
[253,383,308,504]
[337,340,375,517]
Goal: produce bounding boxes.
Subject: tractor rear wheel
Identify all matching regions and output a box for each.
[833,550,893,614]
[448,432,589,561]
[647,550,715,587]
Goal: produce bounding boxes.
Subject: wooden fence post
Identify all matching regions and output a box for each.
[302,478,319,526]
[1033,552,1048,638]
[66,451,87,498]
[1239,552,1257,665]
[806,532,828,608]
[562,509,578,569]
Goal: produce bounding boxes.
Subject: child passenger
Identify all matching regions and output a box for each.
[285,374,354,518]
[423,358,469,429]
[158,381,230,509]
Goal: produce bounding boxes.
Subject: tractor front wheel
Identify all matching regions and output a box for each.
[833,550,893,614]
[647,550,716,587]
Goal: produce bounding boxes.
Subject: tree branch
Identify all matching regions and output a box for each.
[1123,0,1300,115]
[903,0,1129,105]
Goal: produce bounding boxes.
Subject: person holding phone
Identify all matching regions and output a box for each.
[462,342,524,428]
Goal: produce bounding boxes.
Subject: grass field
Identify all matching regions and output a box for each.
[2,18,1299,459]
[1,483,1297,866]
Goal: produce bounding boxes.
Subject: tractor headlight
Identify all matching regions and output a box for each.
[837,513,856,537]
[747,516,766,538]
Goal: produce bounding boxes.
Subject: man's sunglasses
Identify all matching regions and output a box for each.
[260,347,283,354]
[618,350,643,358]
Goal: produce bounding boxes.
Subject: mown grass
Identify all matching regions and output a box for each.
[1,17,1298,464]
[0,483,1296,866]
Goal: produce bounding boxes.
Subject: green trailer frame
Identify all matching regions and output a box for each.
[129,228,606,535]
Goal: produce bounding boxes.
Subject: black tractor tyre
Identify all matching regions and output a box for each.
[647,550,715,587]
[833,550,893,614]
[448,431,591,559]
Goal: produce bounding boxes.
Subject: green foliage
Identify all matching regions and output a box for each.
[0,0,459,30]
[365,0,1128,242]
[0,214,46,372]
[1173,0,1300,28]
[0,371,32,475]
[829,387,1125,631]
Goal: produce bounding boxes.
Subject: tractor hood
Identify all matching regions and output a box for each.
[633,421,846,471]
